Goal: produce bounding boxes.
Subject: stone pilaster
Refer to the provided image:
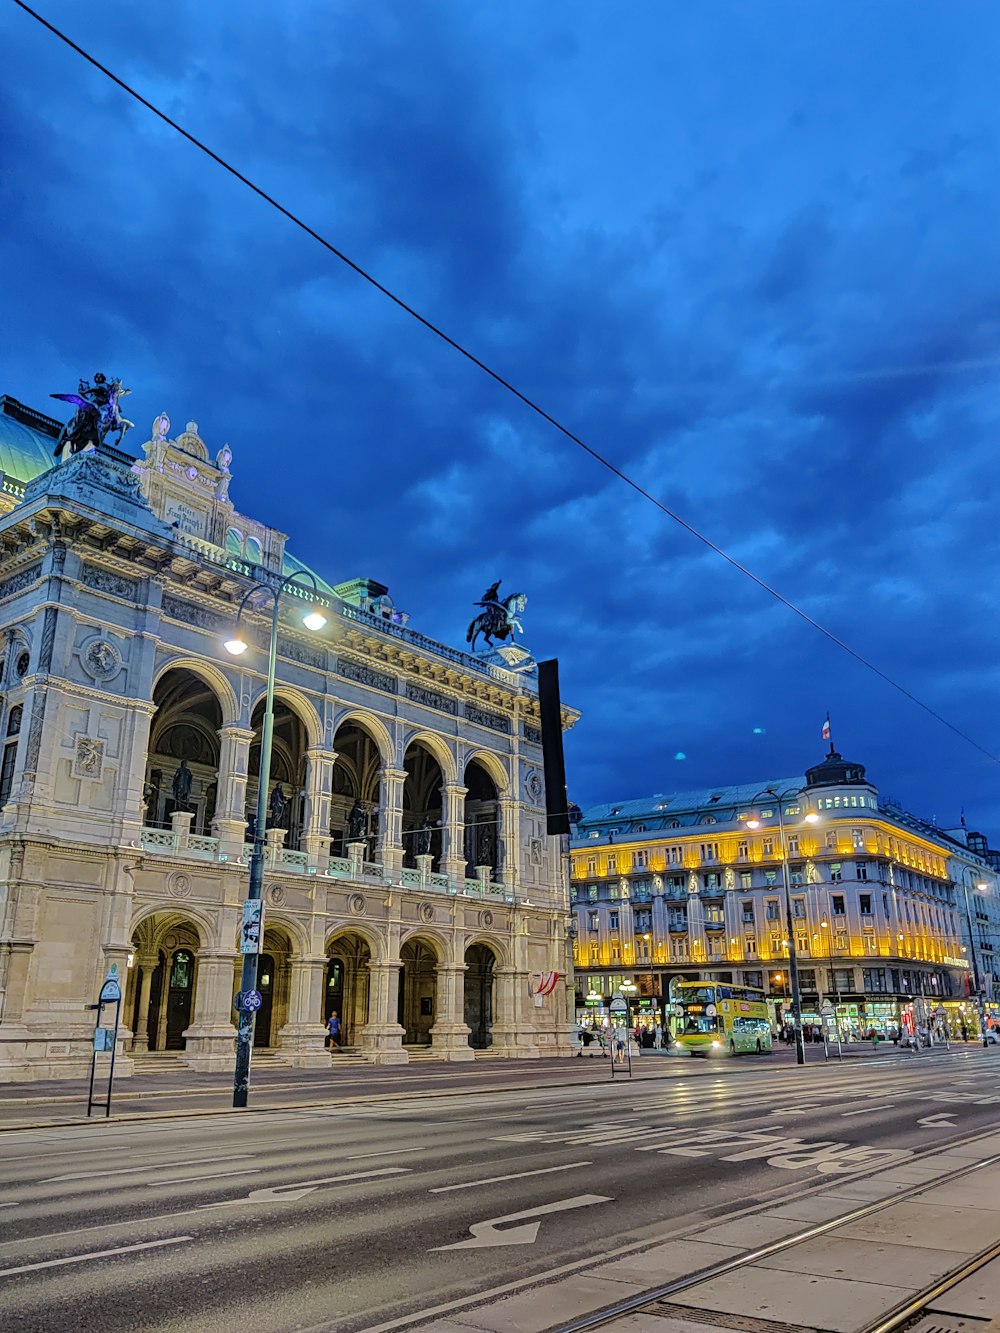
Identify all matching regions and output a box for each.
[379,767,406,877]
[429,962,475,1061]
[277,954,329,1067]
[214,725,254,859]
[184,948,238,1072]
[441,783,468,887]
[499,798,520,892]
[358,960,407,1064]
[302,747,337,872]
[130,953,158,1052]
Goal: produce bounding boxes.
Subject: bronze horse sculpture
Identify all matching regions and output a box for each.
[466,591,527,651]
[51,373,134,456]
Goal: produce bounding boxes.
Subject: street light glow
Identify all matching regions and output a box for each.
[745,816,761,829]
[302,608,327,632]
[224,636,248,656]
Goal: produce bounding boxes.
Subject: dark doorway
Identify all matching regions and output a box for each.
[325,958,344,1040]
[465,944,496,1049]
[146,956,165,1051]
[165,949,194,1049]
[254,953,275,1047]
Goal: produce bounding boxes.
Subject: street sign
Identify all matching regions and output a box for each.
[241,899,264,955]
[93,1028,115,1052]
[241,989,263,1012]
[609,996,628,1016]
[99,964,122,1004]
[820,1000,834,1015]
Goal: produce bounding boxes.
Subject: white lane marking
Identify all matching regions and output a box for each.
[842,1104,896,1117]
[0,1203,16,1209]
[41,1155,253,1184]
[199,1166,410,1208]
[345,1147,425,1160]
[0,1236,191,1279]
[432,1194,611,1250]
[430,1162,592,1193]
[770,1105,822,1116]
[153,1169,262,1187]
[918,1112,957,1127]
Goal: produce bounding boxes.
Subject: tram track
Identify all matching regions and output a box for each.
[529,1125,1000,1333]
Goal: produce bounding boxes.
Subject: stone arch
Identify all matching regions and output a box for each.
[464,940,499,1049]
[247,684,323,749]
[325,928,376,1046]
[127,909,208,1053]
[398,926,449,960]
[398,933,441,1045]
[129,903,215,949]
[400,729,457,785]
[332,708,395,767]
[152,655,240,724]
[331,714,387,857]
[463,757,502,878]
[462,933,512,969]
[146,667,227,835]
[325,922,384,962]
[401,736,449,871]
[463,749,510,795]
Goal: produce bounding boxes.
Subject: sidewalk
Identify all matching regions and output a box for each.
[420,1131,1000,1332]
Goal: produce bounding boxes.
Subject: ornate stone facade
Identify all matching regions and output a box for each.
[0,400,578,1081]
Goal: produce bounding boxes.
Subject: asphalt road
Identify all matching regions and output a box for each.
[2,1046,998,1332]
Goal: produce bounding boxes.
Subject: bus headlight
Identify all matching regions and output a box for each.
[674,1042,683,1049]
[711,1040,721,1048]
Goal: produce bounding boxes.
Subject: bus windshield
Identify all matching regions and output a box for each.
[683,1014,719,1034]
[676,985,716,1004]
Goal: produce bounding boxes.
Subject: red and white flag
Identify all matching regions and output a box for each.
[822,714,831,742]
[530,971,563,997]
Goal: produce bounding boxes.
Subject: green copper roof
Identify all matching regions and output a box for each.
[0,396,61,483]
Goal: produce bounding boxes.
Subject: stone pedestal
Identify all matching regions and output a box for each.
[265,827,287,867]
[347,841,366,881]
[416,854,434,885]
[170,809,193,851]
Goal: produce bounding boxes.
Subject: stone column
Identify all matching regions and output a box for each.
[499,798,520,893]
[429,962,475,1061]
[130,953,158,1052]
[184,948,239,1072]
[379,767,406,877]
[302,747,337,872]
[441,784,468,888]
[490,965,522,1055]
[359,960,407,1064]
[213,725,253,860]
[277,954,329,1067]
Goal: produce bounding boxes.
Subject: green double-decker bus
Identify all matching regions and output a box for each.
[670,980,773,1056]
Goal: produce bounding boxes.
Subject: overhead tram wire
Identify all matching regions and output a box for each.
[12,0,1000,769]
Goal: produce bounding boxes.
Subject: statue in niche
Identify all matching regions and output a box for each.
[415,817,433,857]
[51,372,134,456]
[347,799,366,842]
[269,783,287,828]
[171,758,193,811]
[477,825,496,868]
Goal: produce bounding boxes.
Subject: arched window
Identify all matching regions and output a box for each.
[225,528,243,555]
[245,537,262,565]
[0,704,23,805]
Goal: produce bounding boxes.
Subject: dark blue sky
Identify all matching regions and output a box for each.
[4,2,1000,829]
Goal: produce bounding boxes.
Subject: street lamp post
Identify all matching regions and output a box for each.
[225,572,326,1108]
[960,872,990,1047]
[746,787,818,1068]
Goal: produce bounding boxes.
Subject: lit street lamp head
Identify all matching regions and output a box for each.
[302,608,327,632]
[224,636,248,656]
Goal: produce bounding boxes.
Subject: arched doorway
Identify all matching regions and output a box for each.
[129,915,202,1052]
[464,761,500,878]
[325,932,371,1047]
[251,928,293,1048]
[145,669,223,834]
[402,743,444,869]
[398,937,438,1045]
[249,698,308,849]
[330,722,383,859]
[465,943,496,1049]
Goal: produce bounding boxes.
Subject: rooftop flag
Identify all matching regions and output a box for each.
[822,714,831,742]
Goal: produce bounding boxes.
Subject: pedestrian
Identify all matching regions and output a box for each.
[326,1010,341,1050]
[870,1029,879,1048]
[654,1022,663,1050]
[614,1027,627,1063]
[961,1023,969,1042]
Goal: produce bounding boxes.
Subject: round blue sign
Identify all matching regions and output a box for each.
[241,989,263,1012]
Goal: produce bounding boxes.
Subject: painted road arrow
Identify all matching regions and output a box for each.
[432,1194,611,1250]
[200,1166,410,1207]
[917,1112,957,1128]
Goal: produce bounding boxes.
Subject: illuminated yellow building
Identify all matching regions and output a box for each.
[570,748,998,1038]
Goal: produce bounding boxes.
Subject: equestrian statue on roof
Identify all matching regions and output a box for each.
[466,579,528,652]
[50,372,134,457]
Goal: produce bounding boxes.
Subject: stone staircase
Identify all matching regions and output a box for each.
[129,1051,188,1075]
[328,1046,370,1066]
